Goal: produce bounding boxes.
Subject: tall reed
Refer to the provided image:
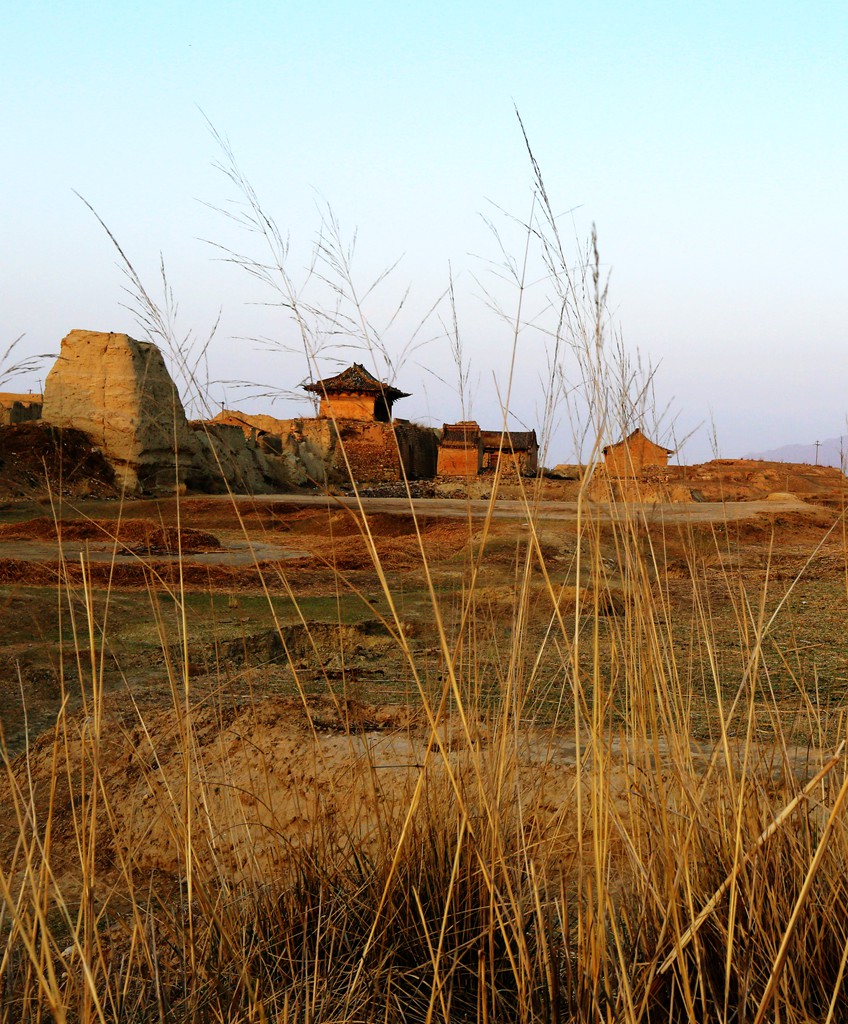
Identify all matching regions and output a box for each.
[1,126,846,1023]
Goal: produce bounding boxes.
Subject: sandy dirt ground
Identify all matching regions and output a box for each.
[0,692,826,905]
[226,491,823,523]
[0,488,844,904]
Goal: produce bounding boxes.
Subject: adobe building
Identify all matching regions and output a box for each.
[481,429,539,477]
[212,364,435,488]
[302,363,410,422]
[602,428,675,477]
[215,363,433,486]
[438,421,483,477]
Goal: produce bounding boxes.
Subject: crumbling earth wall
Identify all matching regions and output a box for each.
[41,331,289,495]
[438,445,482,478]
[335,420,437,483]
[0,394,42,426]
[42,330,197,493]
[230,415,438,487]
[188,422,290,495]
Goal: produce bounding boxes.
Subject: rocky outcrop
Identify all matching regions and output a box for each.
[215,410,439,488]
[187,422,289,494]
[42,330,196,493]
[41,331,290,496]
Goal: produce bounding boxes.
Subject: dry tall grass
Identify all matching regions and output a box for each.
[3,127,847,1023]
[1,461,847,1024]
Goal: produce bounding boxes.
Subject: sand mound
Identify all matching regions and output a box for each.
[0,697,585,897]
[0,422,118,498]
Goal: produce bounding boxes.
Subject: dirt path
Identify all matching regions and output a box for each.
[227,492,819,525]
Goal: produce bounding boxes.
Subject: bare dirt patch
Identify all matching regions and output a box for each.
[0,517,221,553]
[0,696,584,899]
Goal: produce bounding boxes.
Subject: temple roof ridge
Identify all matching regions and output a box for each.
[302,362,410,401]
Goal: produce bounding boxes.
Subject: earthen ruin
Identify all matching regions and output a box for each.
[216,363,439,487]
[39,330,288,495]
[481,429,539,476]
[437,422,483,478]
[0,393,42,426]
[6,334,545,494]
[219,366,542,486]
[42,330,197,492]
[602,428,675,475]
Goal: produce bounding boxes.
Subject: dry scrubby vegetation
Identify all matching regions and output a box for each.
[2,479,848,1024]
[4,132,848,1023]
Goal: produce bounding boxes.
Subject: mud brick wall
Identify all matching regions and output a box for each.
[319,393,378,421]
[438,445,482,477]
[334,421,400,481]
[604,434,670,476]
[395,423,438,479]
[333,421,438,483]
[329,421,428,480]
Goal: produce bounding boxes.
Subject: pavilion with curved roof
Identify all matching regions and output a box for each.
[302,363,410,423]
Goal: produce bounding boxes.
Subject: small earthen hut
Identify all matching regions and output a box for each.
[302,363,410,422]
[438,421,483,477]
[602,428,675,476]
[481,429,539,477]
[215,364,437,486]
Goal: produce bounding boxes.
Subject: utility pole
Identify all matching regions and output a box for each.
[815,440,821,466]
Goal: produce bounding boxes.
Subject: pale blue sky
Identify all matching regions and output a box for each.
[3,1,846,462]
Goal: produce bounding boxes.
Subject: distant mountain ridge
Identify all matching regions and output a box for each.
[745,435,848,470]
